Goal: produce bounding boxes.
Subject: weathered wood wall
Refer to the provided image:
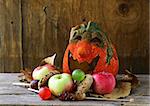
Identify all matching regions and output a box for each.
[0,0,22,72]
[0,0,149,73]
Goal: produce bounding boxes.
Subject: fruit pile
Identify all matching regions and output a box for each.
[15,21,140,101]
[29,63,116,100]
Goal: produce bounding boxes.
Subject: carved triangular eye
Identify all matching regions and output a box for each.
[75,35,82,40]
[90,37,101,47]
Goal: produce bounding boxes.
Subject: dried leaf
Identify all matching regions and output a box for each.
[39,53,56,66]
[122,70,140,89]
[18,68,33,83]
[104,82,131,99]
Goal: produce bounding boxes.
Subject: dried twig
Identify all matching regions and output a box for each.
[12,82,30,88]
[86,97,134,102]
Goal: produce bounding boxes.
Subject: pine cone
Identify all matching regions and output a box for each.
[59,91,75,101]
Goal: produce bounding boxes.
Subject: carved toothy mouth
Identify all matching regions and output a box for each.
[68,51,99,74]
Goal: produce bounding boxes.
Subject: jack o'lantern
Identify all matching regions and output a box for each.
[63,21,119,76]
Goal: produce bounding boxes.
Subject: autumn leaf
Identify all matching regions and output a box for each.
[104,82,131,99]
[18,68,33,83]
[39,53,56,66]
[87,81,132,99]
[122,70,140,89]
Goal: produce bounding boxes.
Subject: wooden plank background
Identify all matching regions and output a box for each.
[0,0,149,73]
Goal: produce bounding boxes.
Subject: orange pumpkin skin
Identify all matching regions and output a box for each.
[63,40,119,76]
[63,22,119,76]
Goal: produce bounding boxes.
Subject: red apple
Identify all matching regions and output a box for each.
[32,64,56,80]
[44,64,56,70]
[92,72,116,94]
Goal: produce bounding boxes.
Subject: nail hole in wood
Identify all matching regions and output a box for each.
[118,3,129,16]
[11,21,13,24]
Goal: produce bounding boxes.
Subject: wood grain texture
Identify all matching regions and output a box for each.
[0,0,23,72]
[102,0,149,74]
[0,0,149,73]
[0,73,149,106]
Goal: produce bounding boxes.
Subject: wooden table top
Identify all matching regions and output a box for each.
[0,73,149,106]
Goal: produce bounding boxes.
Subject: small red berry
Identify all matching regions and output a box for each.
[38,87,51,100]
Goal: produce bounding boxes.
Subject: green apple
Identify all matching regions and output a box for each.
[32,64,55,80]
[72,69,85,82]
[48,73,73,96]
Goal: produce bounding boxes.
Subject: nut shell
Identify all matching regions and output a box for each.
[75,74,93,100]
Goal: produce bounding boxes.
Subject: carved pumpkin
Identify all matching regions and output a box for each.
[63,21,119,76]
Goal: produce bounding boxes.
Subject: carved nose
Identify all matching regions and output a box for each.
[77,47,87,57]
[77,40,91,58]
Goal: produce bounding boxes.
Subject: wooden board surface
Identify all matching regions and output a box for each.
[0,0,23,72]
[0,73,149,106]
[0,0,149,73]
